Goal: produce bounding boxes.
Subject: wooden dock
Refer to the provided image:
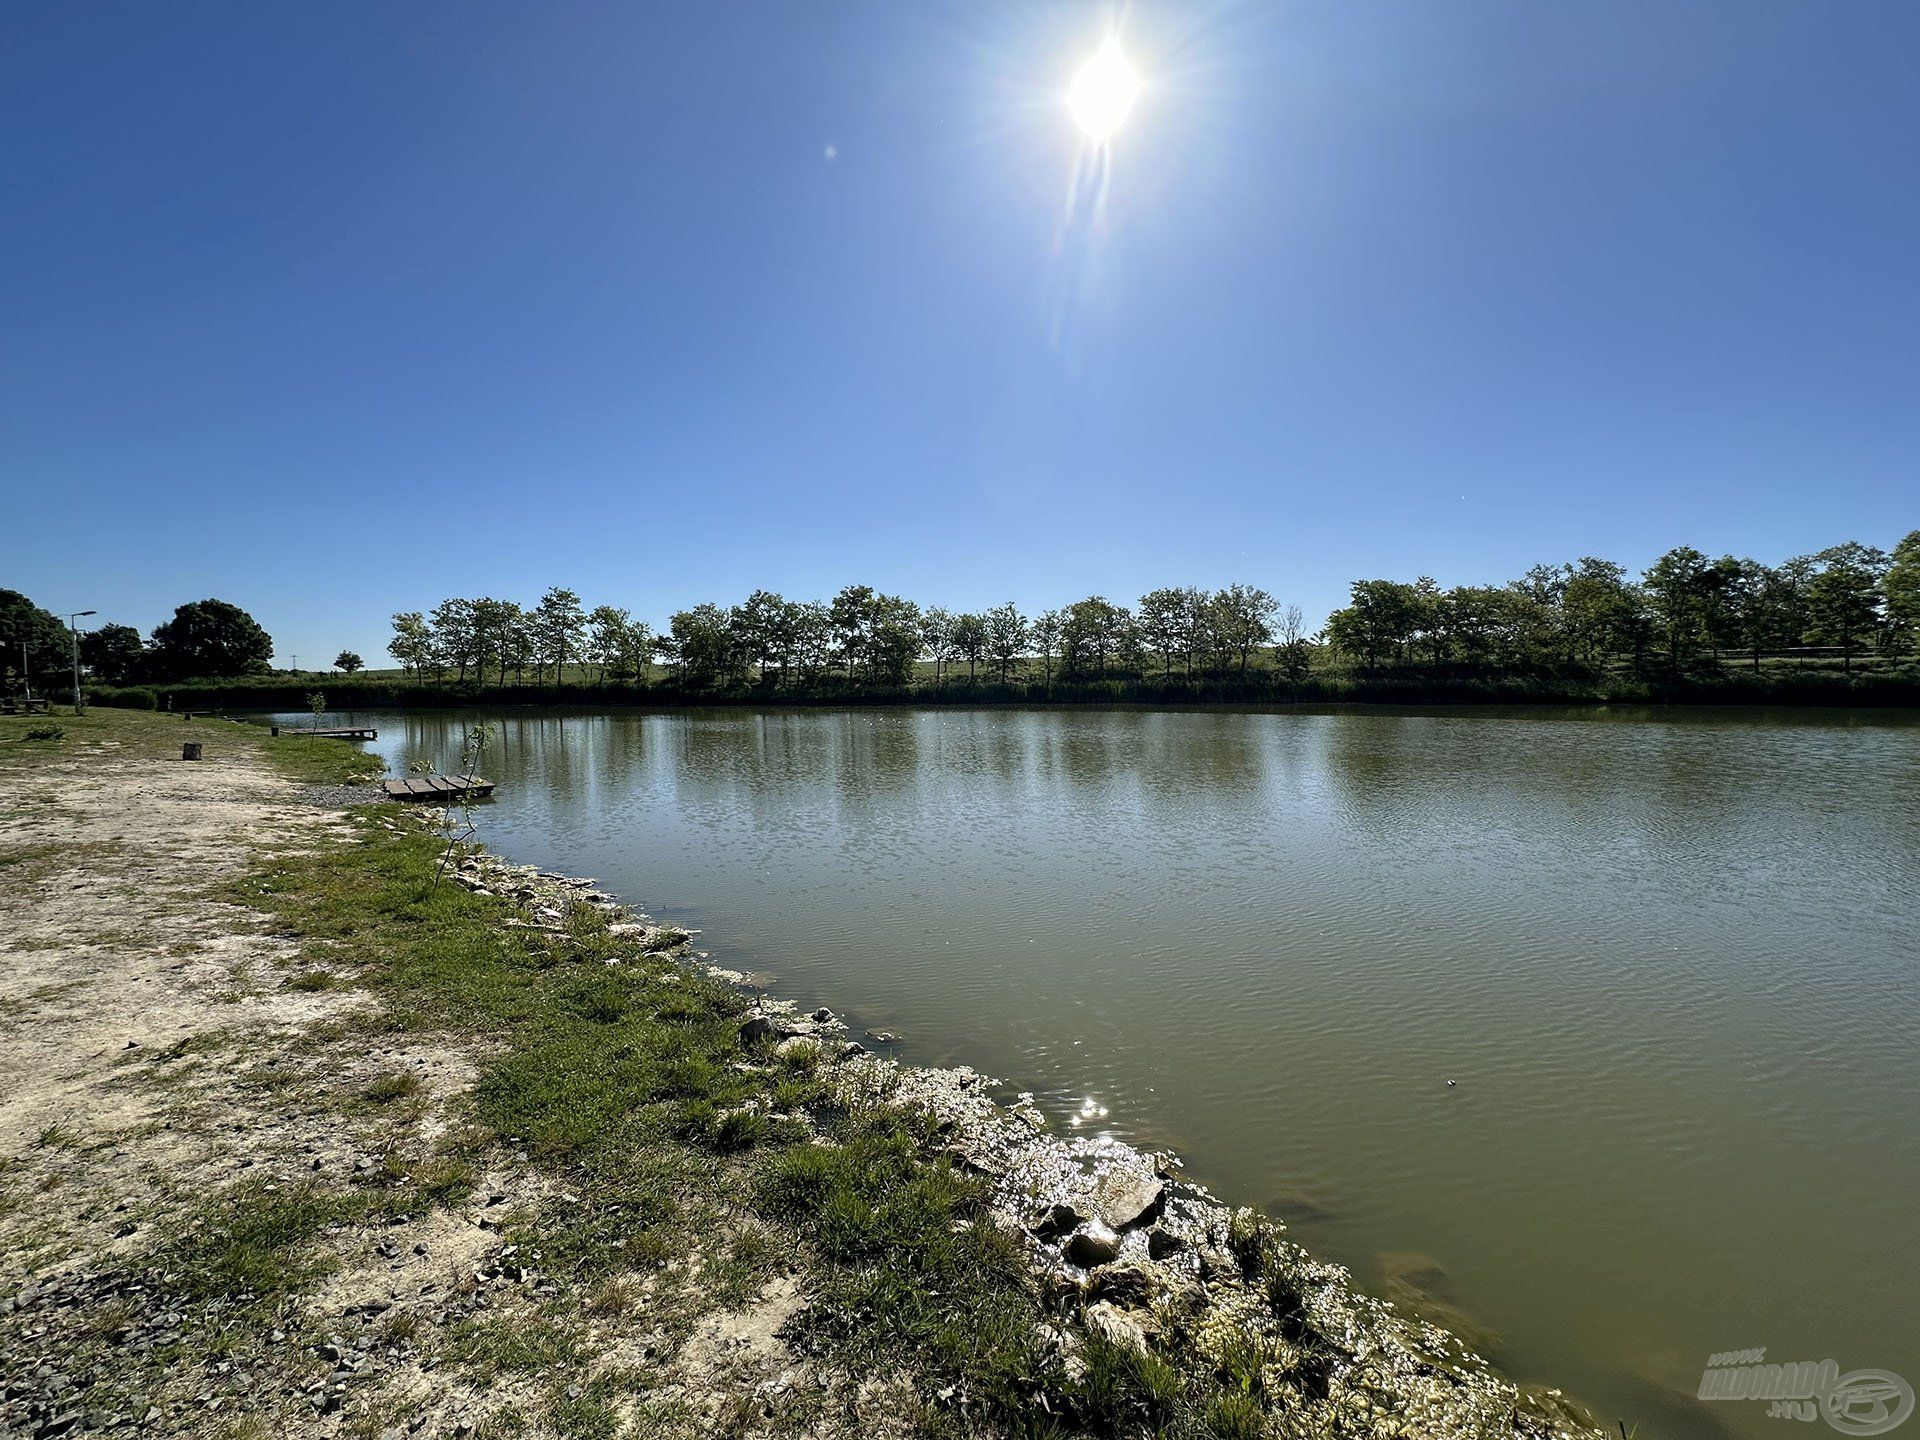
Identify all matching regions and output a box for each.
[272,726,377,739]
[381,774,496,802]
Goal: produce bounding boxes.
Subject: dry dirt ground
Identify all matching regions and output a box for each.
[0,721,820,1439]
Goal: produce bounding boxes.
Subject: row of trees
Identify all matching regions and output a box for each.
[11,530,1911,699]
[387,532,1917,695]
[388,589,650,686]
[1323,536,1920,675]
[390,582,1308,690]
[1,592,276,689]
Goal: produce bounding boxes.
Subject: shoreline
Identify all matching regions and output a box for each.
[95,658,1920,717]
[446,843,1605,1439]
[0,709,1606,1438]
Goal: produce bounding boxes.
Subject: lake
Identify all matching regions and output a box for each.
[272,704,1920,1437]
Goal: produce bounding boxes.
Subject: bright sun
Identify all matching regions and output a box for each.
[1067,40,1140,142]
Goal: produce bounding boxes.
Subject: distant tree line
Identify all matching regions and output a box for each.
[1323,537,1920,676]
[1,592,277,693]
[378,530,1919,697]
[10,528,1915,706]
[386,583,1302,691]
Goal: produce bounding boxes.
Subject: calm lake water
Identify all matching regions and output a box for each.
[275,705,1920,1437]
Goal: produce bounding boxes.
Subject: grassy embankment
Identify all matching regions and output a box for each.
[91,651,1920,715]
[0,708,1299,1438]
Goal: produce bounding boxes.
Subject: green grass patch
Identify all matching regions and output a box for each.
[165,1180,354,1301]
[363,1069,424,1103]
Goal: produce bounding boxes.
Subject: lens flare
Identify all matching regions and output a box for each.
[1067,40,1140,142]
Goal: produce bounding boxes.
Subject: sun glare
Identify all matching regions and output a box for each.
[1068,40,1140,143]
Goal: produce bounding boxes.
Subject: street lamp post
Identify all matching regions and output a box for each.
[67,610,96,713]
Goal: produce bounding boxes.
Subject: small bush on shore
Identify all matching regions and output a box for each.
[89,686,158,710]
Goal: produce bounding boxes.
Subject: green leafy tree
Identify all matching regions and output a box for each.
[149,599,273,681]
[586,605,634,681]
[388,611,435,679]
[1323,580,1422,666]
[1030,609,1062,688]
[1884,530,1920,655]
[1210,583,1278,674]
[618,617,654,679]
[428,598,478,681]
[985,602,1028,682]
[1563,558,1649,668]
[81,623,145,683]
[920,606,957,687]
[1438,586,1504,663]
[667,604,738,687]
[497,601,537,684]
[1137,587,1197,676]
[1642,547,1712,669]
[1806,543,1887,673]
[461,598,514,684]
[866,596,924,687]
[1411,577,1445,661]
[1505,565,1571,664]
[828,585,877,680]
[334,651,363,674]
[1275,604,1311,682]
[1059,597,1134,679]
[0,590,76,690]
[1713,558,1797,671]
[790,602,833,683]
[532,587,588,686]
[730,591,792,683]
[951,612,989,682]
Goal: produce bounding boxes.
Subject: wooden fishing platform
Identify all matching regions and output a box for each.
[381,774,496,802]
[271,725,378,739]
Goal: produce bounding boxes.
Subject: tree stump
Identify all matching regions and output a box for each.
[182,742,203,761]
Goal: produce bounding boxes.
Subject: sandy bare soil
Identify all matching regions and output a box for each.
[0,731,533,1435]
[0,724,867,1439]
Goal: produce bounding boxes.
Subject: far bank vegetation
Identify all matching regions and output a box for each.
[13,530,1920,710]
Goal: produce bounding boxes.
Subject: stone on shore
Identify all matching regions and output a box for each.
[1028,1202,1082,1240]
[1064,1222,1122,1268]
[1094,1172,1165,1231]
[1084,1301,1150,1354]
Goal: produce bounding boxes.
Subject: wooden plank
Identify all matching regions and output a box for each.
[380,774,497,801]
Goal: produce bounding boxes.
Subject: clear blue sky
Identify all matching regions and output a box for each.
[4,1,1916,667]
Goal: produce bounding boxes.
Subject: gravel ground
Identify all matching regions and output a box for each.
[297,782,387,808]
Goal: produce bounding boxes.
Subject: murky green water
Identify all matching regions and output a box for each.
[278,705,1920,1437]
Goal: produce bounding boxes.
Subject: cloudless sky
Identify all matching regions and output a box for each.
[4,1,1917,666]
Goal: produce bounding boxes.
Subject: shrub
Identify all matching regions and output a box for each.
[89,686,157,710]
